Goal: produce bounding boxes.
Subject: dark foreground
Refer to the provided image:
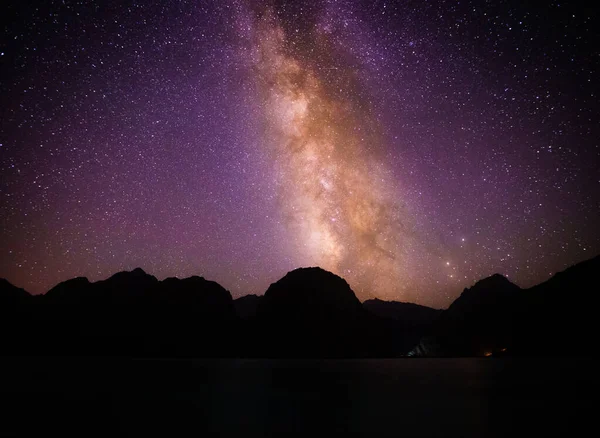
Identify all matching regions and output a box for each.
[1,358,596,437]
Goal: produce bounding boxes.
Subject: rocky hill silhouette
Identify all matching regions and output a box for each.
[3,268,239,357]
[510,254,599,356]
[0,278,31,305]
[0,278,35,353]
[1,255,598,357]
[411,254,600,357]
[233,294,263,320]
[411,274,521,356]
[254,267,393,357]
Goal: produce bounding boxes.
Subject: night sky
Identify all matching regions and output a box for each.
[1,0,598,308]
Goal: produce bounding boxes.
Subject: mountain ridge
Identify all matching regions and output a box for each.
[1,255,598,357]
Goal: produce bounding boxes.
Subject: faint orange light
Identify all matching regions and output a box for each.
[484,352,492,357]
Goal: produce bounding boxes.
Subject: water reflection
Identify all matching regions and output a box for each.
[1,358,596,436]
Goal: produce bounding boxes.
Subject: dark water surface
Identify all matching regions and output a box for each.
[1,358,596,436]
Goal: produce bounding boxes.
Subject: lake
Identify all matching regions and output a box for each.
[1,358,596,436]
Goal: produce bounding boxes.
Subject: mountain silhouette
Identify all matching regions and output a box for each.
[140,275,237,357]
[45,276,91,300]
[1,255,598,357]
[233,294,263,320]
[411,255,600,357]
[510,254,600,356]
[363,299,442,324]
[255,267,391,357]
[4,268,239,357]
[0,278,32,306]
[363,298,443,354]
[0,278,34,353]
[411,274,521,356]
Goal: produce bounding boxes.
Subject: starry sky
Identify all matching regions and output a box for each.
[1,0,598,308]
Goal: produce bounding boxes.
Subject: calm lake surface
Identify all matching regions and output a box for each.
[1,358,596,436]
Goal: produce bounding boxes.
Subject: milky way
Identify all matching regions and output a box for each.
[247,9,413,299]
[0,0,598,307]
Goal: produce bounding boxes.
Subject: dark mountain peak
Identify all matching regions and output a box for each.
[267,266,357,297]
[257,268,379,357]
[234,294,263,320]
[238,293,262,300]
[108,267,154,280]
[153,275,234,320]
[163,275,200,285]
[262,267,362,309]
[471,273,518,290]
[414,254,600,357]
[0,278,31,300]
[457,273,521,303]
[364,297,440,309]
[363,298,443,323]
[103,268,159,289]
[75,268,160,305]
[46,277,91,299]
[54,276,90,287]
[542,254,599,285]
[162,275,210,286]
[427,272,523,350]
[260,267,363,322]
[283,266,342,278]
[159,275,232,300]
